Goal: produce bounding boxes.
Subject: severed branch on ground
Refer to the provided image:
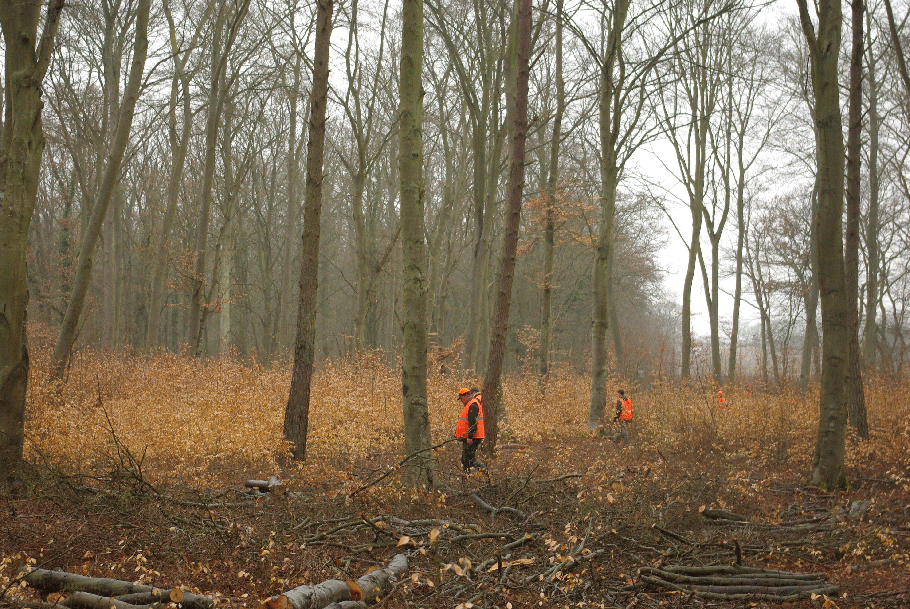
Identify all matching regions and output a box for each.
[15,568,213,609]
[257,554,407,609]
[639,564,839,601]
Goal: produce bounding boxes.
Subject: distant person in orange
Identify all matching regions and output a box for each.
[612,389,633,443]
[454,387,484,471]
[716,390,726,409]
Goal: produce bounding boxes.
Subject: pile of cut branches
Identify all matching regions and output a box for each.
[639,564,839,601]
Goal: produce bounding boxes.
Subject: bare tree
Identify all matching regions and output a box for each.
[51,0,151,379]
[284,0,334,461]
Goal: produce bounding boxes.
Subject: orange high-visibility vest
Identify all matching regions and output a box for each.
[455,396,485,439]
[620,397,633,421]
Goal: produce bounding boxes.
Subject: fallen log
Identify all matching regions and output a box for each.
[18,568,213,609]
[245,476,285,493]
[258,554,407,609]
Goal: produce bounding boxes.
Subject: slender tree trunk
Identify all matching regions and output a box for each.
[539,0,563,383]
[399,0,434,485]
[51,0,151,379]
[845,0,868,438]
[797,0,850,490]
[284,0,334,462]
[483,0,531,454]
[863,16,881,373]
[588,3,628,428]
[278,50,302,355]
[147,68,192,349]
[0,0,65,487]
[800,180,821,390]
[188,9,225,355]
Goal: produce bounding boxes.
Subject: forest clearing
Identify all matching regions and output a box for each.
[1,346,908,609]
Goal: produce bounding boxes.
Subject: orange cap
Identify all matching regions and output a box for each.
[458,387,471,396]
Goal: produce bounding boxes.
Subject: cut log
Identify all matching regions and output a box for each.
[19,569,212,609]
[245,476,286,493]
[115,589,183,605]
[60,591,152,609]
[258,554,407,609]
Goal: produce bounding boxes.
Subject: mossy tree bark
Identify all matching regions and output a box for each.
[0,0,65,487]
[399,0,434,485]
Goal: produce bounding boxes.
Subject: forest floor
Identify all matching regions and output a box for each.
[2,432,908,609]
[1,349,909,608]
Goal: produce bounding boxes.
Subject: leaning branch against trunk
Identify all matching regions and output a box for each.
[639,565,838,601]
[17,569,213,609]
[258,554,407,609]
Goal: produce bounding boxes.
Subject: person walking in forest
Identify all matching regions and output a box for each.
[454,387,484,471]
[716,390,727,409]
[612,388,633,444]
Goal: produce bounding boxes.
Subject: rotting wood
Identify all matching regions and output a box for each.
[18,569,213,609]
[258,553,407,609]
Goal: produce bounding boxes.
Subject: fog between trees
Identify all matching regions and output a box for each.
[10,0,910,383]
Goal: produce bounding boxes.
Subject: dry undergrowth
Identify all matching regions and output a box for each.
[2,342,909,609]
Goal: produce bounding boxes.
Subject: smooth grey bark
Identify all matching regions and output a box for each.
[51,0,151,379]
[399,0,433,485]
[796,0,850,490]
[845,0,868,438]
[0,0,65,487]
[284,0,334,461]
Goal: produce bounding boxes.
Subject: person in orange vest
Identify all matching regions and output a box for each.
[455,387,484,471]
[612,388,633,443]
[716,390,726,408]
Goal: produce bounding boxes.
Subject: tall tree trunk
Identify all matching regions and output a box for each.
[284,0,333,461]
[863,11,881,373]
[797,0,850,490]
[278,49,302,355]
[188,7,226,356]
[588,2,628,428]
[800,180,821,390]
[51,0,151,379]
[845,0,868,438]
[398,0,433,485]
[538,0,563,381]
[0,0,65,487]
[482,0,531,454]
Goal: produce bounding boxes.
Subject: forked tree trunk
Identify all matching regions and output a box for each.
[399,0,433,486]
[0,0,65,487]
[284,0,333,461]
[51,0,151,379]
[482,0,531,453]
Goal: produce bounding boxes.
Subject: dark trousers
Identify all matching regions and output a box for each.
[461,439,482,470]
